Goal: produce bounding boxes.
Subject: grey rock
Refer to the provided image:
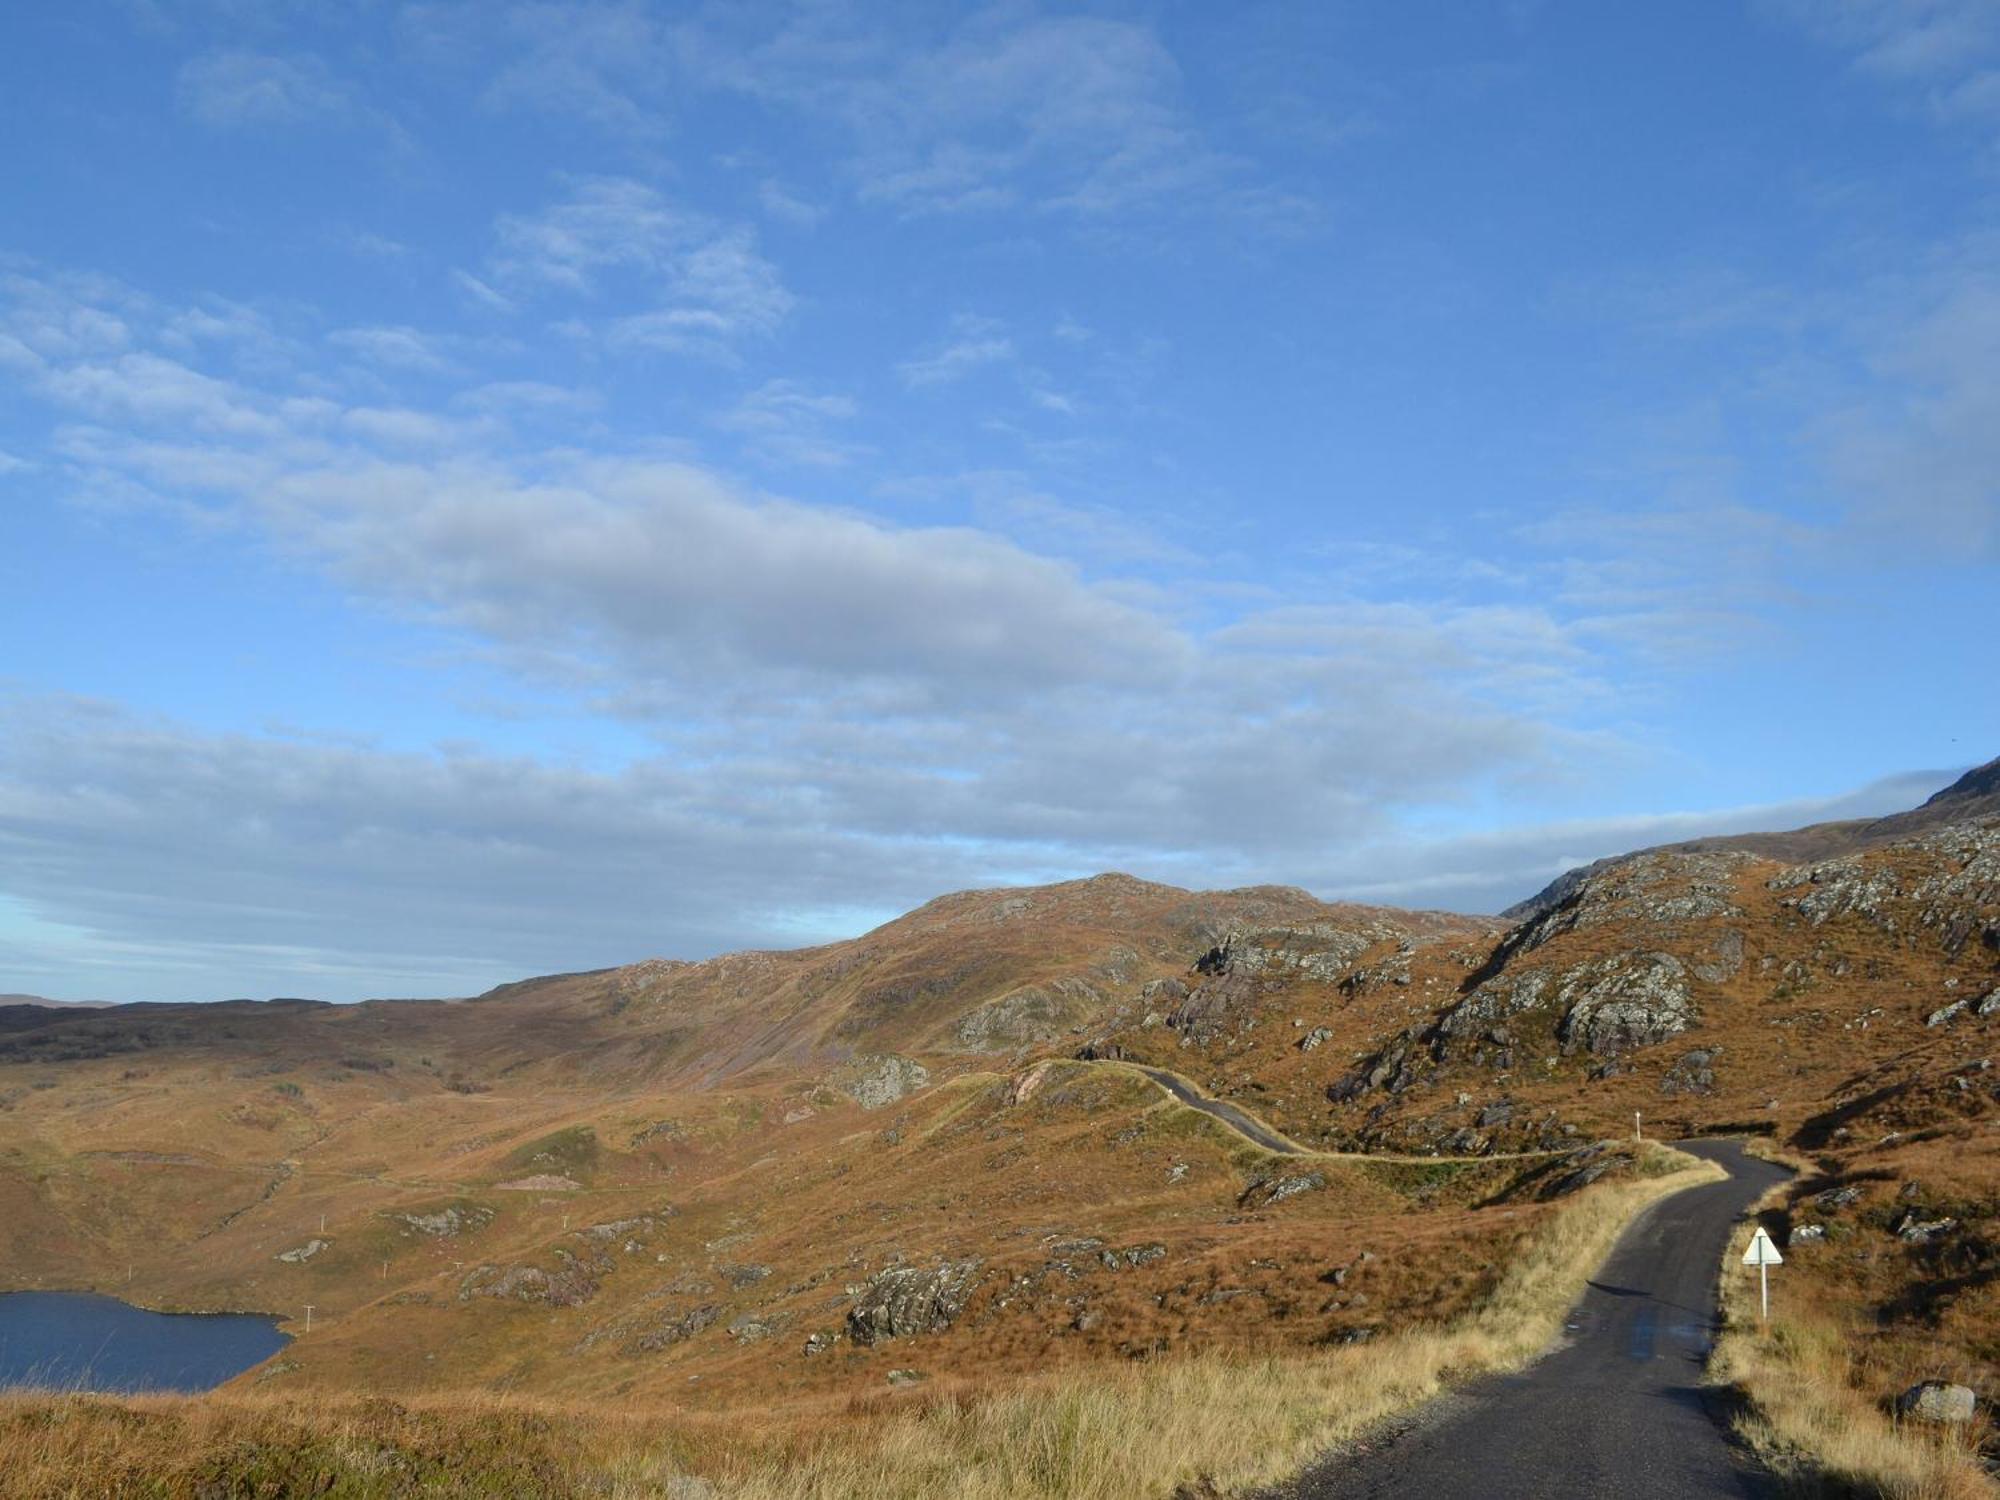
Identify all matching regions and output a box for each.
[1788,1223,1825,1246]
[1477,1099,1514,1129]
[1978,988,2000,1017]
[1815,1185,1863,1211]
[388,1205,494,1239]
[1099,1242,1166,1271]
[837,1055,931,1110]
[1897,1216,1958,1244]
[1897,1382,1977,1423]
[1554,953,1695,1055]
[627,1303,721,1353]
[803,1331,838,1356]
[275,1238,329,1264]
[1297,1026,1334,1052]
[886,1368,926,1387]
[1239,1170,1326,1208]
[1926,1000,1968,1028]
[1661,1047,1720,1097]
[847,1260,983,1346]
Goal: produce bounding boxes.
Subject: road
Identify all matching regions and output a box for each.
[1272,1138,1790,1500]
[1130,1065,1306,1154]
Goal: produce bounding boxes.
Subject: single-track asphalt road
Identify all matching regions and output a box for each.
[1130,1065,1306,1154]
[1272,1138,1790,1500]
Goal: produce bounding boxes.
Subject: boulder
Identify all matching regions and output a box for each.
[837,1055,931,1110]
[847,1259,983,1346]
[1239,1170,1326,1209]
[1896,1382,1976,1424]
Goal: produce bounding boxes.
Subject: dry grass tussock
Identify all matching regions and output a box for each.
[1709,1172,1998,1500]
[0,1145,1716,1500]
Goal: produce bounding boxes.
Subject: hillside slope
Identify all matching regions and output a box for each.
[0,766,1994,1478]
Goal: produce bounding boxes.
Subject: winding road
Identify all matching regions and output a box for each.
[1271,1138,1790,1500]
[1130,1065,1307,1154]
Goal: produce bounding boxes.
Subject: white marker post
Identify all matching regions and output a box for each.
[1742,1226,1783,1324]
[303,1304,315,1333]
[1634,1111,1643,1142]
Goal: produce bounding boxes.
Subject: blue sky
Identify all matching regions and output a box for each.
[2,0,1996,1002]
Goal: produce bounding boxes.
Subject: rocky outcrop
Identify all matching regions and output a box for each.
[626,1303,721,1353]
[1660,1047,1719,1096]
[1239,1170,1326,1208]
[835,1054,931,1109]
[386,1205,494,1238]
[847,1259,983,1346]
[461,1247,606,1307]
[1552,954,1695,1055]
[275,1238,328,1264]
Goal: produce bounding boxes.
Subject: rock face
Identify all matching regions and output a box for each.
[1897,1381,1977,1423]
[837,1054,931,1109]
[1553,954,1695,1055]
[846,1259,983,1346]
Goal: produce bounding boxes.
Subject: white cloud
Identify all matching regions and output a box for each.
[485,178,793,356]
[898,315,1015,387]
[176,50,353,128]
[329,324,455,374]
[717,378,864,467]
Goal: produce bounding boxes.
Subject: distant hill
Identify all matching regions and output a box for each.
[1503,754,2000,921]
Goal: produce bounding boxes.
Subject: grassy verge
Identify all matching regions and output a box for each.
[1708,1159,1998,1500]
[0,1144,1719,1500]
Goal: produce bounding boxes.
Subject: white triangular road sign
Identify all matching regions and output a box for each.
[1742,1227,1783,1266]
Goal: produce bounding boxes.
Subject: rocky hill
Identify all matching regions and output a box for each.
[0,763,1994,1459]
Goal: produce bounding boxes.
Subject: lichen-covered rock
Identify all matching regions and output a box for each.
[1896,1215,1957,1244]
[1788,1223,1825,1246]
[1661,1047,1719,1096]
[1508,851,1754,953]
[626,1303,721,1353]
[387,1205,494,1238]
[461,1247,606,1307]
[1553,954,1695,1055]
[953,986,1069,1051]
[275,1238,328,1264]
[1239,1170,1326,1208]
[1297,1026,1333,1052]
[836,1055,931,1109]
[1099,1242,1167,1270]
[847,1260,983,1346]
[1897,1381,1976,1423]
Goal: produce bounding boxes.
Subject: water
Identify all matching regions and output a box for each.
[0,1291,289,1394]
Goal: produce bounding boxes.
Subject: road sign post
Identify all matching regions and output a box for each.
[1742,1227,1783,1323]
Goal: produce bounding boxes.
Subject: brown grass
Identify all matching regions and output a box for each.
[0,1146,1719,1499]
[1708,1173,1999,1500]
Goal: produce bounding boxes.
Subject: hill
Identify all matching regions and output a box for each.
[0,768,1995,1493]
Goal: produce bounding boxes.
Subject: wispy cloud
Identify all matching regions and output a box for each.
[485,177,793,357]
[717,378,864,467]
[898,314,1014,387]
[176,49,353,127]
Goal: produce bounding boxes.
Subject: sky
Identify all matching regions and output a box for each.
[1,0,1997,1002]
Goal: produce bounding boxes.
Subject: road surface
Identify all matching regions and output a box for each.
[1131,1065,1305,1154]
[1271,1138,1790,1500]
